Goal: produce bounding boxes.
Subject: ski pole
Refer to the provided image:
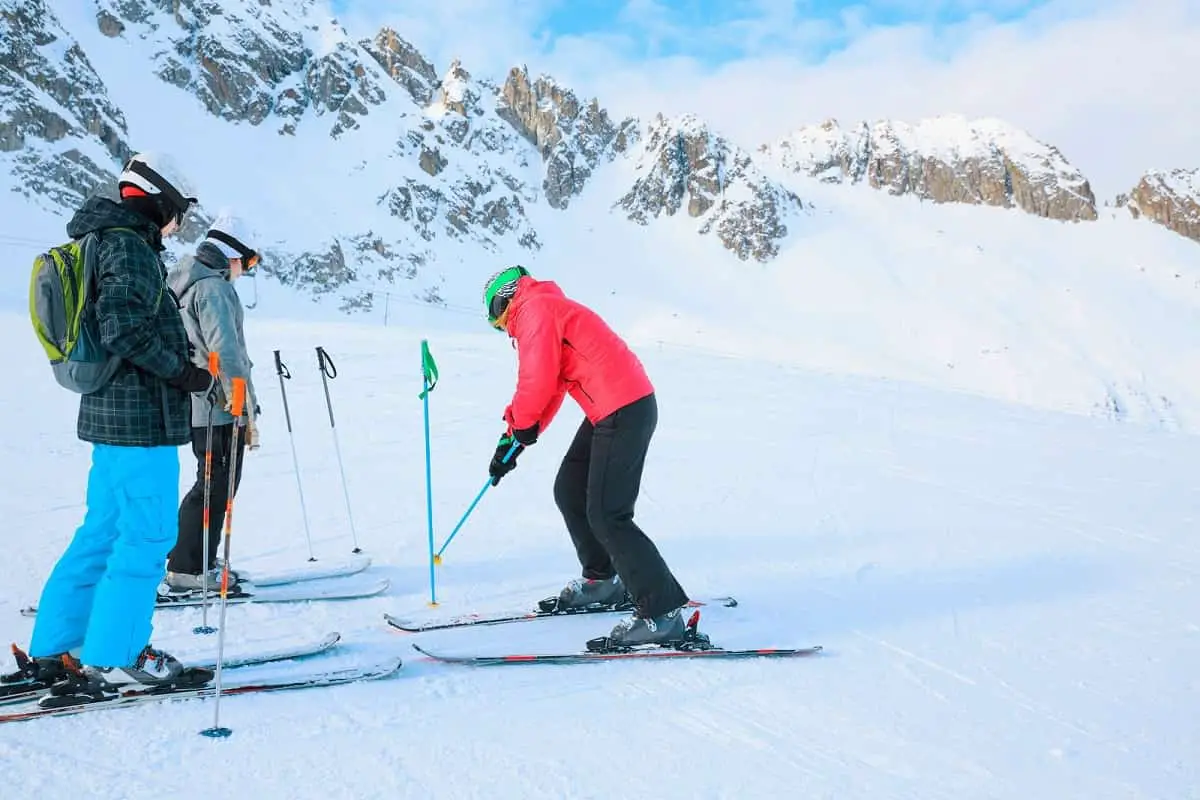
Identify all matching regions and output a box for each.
[434,441,519,562]
[275,350,316,562]
[195,351,221,635]
[418,340,439,605]
[201,377,246,740]
[315,346,360,554]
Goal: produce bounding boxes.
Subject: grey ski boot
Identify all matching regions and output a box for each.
[539,575,633,613]
[40,646,210,708]
[586,606,715,652]
[607,607,686,647]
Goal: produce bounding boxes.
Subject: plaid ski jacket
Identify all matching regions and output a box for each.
[66,197,192,447]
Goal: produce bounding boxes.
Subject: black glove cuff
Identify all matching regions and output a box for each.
[512,422,539,447]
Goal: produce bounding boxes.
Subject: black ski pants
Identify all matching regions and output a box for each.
[552,392,688,618]
[168,424,246,574]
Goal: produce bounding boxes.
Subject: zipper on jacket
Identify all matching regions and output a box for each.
[562,338,595,403]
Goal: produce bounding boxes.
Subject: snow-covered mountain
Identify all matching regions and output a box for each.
[1116,168,1200,243]
[1,0,807,304]
[0,0,128,209]
[616,113,805,262]
[3,0,1200,436]
[7,0,1194,309]
[758,115,1098,222]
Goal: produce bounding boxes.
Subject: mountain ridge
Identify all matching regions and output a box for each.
[0,0,1195,315]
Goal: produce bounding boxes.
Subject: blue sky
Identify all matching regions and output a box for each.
[539,0,1049,61]
[333,1,1053,65]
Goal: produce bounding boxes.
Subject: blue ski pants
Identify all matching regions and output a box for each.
[30,444,179,667]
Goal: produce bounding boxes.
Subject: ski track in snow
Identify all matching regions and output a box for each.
[0,308,1197,799]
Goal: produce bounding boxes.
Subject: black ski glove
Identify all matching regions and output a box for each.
[488,434,524,486]
[168,363,215,394]
[512,422,539,447]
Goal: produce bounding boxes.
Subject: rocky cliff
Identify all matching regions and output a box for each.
[760,115,1098,222]
[1116,169,1200,243]
[0,0,129,210]
[618,114,804,262]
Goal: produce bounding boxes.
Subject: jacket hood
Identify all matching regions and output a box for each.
[511,276,564,306]
[168,242,228,300]
[505,277,564,332]
[65,195,161,248]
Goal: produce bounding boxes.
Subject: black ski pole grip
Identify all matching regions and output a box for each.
[316,346,337,379]
[274,349,294,433]
[274,350,290,379]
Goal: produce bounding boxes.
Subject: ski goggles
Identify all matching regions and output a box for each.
[207,229,260,274]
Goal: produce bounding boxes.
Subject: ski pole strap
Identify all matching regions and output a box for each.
[206,352,221,408]
[316,346,337,379]
[274,350,290,379]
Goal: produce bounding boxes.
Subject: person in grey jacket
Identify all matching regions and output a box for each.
[164,211,261,593]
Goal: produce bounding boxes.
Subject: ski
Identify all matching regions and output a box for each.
[170,630,341,670]
[236,555,372,587]
[410,609,821,666]
[0,631,342,707]
[0,657,403,724]
[384,595,738,633]
[411,642,822,666]
[155,576,391,608]
[20,575,390,617]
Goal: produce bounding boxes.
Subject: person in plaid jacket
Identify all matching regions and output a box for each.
[21,153,220,703]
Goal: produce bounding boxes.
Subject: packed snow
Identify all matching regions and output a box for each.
[0,265,1198,796]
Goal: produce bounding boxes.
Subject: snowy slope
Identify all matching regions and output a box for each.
[507,159,1200,434]
[1,308,1197,798]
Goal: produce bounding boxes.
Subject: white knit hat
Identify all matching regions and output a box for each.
[204,209,257,261]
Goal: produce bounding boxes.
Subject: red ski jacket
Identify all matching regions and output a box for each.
[501,277,654,434]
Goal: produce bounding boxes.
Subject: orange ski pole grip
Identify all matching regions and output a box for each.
[207,351,220,377]
[230,377,246,418]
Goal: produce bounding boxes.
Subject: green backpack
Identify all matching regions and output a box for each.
[29,230,126,394]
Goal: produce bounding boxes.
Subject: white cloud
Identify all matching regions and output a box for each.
[327,0,559,78]
[335,0,1199,198]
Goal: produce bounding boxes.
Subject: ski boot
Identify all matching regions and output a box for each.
[40,646,212,709]
[161,565,242,598]
[538,575,634,613]
[587,608,715,653]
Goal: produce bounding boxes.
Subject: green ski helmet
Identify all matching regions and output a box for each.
[483,265,530,328]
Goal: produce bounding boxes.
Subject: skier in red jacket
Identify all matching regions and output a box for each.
[483,266,691,648]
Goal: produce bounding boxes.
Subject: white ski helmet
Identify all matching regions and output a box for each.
[118,151,198,221]
[205,209,260,269]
